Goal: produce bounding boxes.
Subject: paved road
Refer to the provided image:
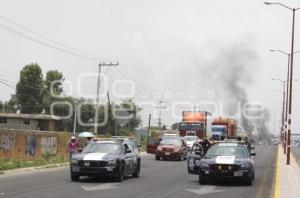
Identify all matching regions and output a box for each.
[0,145,276,198]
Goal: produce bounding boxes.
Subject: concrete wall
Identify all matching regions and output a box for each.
[0,129,71,161]
[0,118,39,131]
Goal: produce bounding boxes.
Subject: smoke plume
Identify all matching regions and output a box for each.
[198,41,270,140]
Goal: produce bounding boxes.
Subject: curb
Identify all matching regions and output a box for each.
[274,146,281,198]
[0,162,69,175]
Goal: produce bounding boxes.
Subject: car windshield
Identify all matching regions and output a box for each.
[83,143,121,154]
[160,139,182,146]
[184,136,197,141]
[206,144,249,157]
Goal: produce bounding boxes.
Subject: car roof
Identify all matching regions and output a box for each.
[213,141,246,147]
[93,140,120,144]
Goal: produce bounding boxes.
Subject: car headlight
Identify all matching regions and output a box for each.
[174,148,180,152]
[107,160,117,165]
[71,159,79,165]
[240,163,251,169]
[200,162,210,168]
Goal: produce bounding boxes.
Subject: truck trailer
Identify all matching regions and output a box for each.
[178,111,212,139]
[212,116,237,140]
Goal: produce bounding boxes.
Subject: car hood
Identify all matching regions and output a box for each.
[201,156,251,164]
[186,141,194,145]
[72,152,119,161]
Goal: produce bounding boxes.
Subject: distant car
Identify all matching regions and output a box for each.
[198,142,255,185]
[183,136,199,148]
[155,138,188,161]
[187,142,204,174]
[70,139,140,182]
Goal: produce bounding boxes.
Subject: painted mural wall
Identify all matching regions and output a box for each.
[0,130,71,161]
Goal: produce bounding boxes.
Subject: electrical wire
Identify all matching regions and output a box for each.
[0,15,152,94]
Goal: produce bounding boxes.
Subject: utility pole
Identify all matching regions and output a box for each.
[155,101,169,131]
[73,103,77,134]
[147,114,151,145]
[94,62,119,135]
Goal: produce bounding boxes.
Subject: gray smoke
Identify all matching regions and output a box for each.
[198,41,270,140]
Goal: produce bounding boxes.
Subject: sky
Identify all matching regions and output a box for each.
[0,0,300,135]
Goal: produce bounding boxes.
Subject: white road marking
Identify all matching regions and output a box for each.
[186,185,225,195]
[81,183,121,191]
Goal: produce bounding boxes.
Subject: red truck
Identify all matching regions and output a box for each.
[211,116,237,140]
[178,111,212,138]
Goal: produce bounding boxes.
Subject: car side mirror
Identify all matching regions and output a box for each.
[251,153,256,156]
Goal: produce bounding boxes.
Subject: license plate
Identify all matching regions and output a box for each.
[205,170,209,174]
[84,162,90,166]
[234,171,243,177]
[165,152,170,156]
[72,166,80,172]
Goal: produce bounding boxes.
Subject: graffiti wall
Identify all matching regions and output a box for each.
[25,134,37,157]
[0,133,15,153]
[40,136,57,155]
[0,130,71,161]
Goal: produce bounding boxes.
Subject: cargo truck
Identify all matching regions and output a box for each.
[178,111,212,139]
[211,116,237,140]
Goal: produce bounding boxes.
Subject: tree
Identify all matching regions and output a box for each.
[16,64,44,113]
[171,122,179,130]
[3,95,18,113]
[43,70,64,114]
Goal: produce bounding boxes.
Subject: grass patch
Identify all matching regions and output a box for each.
[0,156,68,171]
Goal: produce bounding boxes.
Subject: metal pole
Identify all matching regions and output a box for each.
[94,65,102,135]
[93,62,119,135]
[73,103,77,134]
[287,9,296,165]
[281,82,285,141]
[284,54,290,154]
[147,114,151,145]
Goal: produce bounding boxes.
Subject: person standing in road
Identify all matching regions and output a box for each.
[201,136,212,155]
[244,137,251,153]
[85,137,94,147]
[67,136,78,160]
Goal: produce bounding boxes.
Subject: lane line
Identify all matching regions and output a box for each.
[274,146,281,198]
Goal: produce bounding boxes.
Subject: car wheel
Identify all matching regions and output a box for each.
[132,162,140,178]
[155,155,160,160]
[245,175,253,186]
[71,174,80,182]
[199,176,206,185]
[116,163,125,182]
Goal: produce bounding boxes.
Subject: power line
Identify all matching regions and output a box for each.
[0,79,15,90]
[0,23,98,61]
[0,15,151,94]
[0,15,100,61]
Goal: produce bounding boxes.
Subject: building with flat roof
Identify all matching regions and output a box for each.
[0,113,60,131]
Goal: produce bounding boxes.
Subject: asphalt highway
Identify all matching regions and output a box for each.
[0,145,276,198]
